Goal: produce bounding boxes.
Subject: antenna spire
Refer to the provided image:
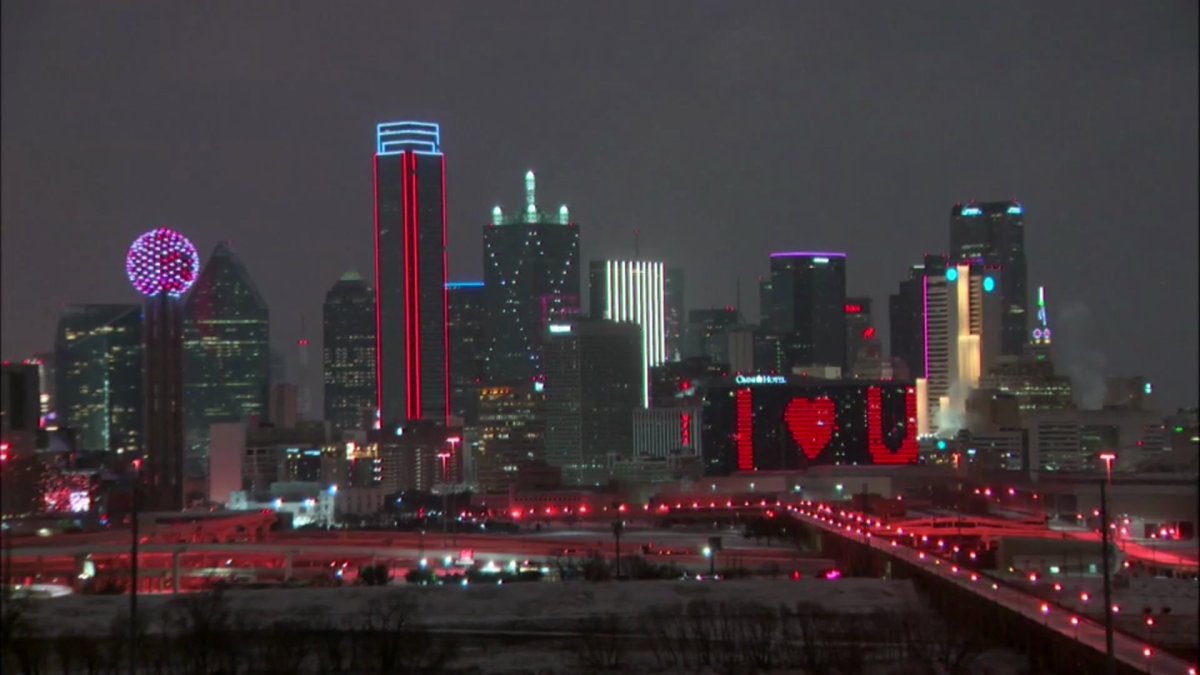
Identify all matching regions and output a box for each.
[634,229,641,260]
[524,171,536,222]
[735,276,743,323]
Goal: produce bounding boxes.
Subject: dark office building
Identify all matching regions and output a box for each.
[649,357,729,408]
[323,269,376,431]
[702,378,918,475]
[184,241,271,471]
[447,281,486,425]
[950,200,1028,356]
[54,304,143,454]
[542,319,642,485]
[664,267,685,361]
[483,171,581,382]
[0,364,43,513]
[686,307,739,360]
[1,362,41,459]
[758,278,773,329]
[476,381,545,493]
[844,297,873,376]
[767,252,848,373]
[374,121,449,426]
[25,353,55,427]
[888,254,951,380]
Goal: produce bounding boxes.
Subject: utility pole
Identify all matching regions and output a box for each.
[1099,478,1116,675]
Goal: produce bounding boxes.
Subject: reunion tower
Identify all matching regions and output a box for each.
[126,228,198,511]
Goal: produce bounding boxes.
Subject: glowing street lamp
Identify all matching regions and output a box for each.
[1098,452,1117,485]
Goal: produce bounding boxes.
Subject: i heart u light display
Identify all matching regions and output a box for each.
[783,396,837,459]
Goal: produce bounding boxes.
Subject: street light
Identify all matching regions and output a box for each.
[441,436,461,546]
[1098,452,1116,485]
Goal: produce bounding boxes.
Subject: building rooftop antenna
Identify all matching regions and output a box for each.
[634,229,641,260]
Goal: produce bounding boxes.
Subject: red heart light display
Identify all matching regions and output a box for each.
[783,397,836,459]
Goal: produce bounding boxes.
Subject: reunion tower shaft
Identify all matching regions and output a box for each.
[126,228,197,512]
[143,294,185,511]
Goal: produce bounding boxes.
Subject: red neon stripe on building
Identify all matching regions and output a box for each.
[409,152,421,420]
[373,155,383,418]
[440,155,450,425]
[680,412,691,446]
[400,151,415,420]
[735,387,753,471]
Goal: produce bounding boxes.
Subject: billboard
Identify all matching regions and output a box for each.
[702,379,918,473]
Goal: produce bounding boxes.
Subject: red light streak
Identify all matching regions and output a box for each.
[735,387,753,471]
[680,412,691,446]
[373,155,383,418]
[409,152,421,420]
[440,155,450,425]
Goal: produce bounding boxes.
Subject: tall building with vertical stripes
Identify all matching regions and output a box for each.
[373,121,449,427]
[588,260,667,407]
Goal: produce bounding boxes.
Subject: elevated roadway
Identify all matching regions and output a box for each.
[793,503,1197,674]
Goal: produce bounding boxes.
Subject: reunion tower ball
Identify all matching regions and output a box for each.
[125,228,199,297]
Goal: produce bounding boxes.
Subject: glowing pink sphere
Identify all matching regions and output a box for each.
[125,228,199,297]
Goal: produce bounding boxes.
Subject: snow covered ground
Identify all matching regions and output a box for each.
[19,578,920,636]
[9,579,1039,674]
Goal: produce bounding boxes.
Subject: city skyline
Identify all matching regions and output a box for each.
[2,3,1197,411]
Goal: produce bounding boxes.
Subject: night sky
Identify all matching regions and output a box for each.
[3,2,1197,412]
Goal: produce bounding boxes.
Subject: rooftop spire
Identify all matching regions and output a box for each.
[525,170,536,222]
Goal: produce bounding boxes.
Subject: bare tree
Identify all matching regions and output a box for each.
[576,614,626,670]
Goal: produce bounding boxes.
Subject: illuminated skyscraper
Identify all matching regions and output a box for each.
[476,381,545,493]
[767,252,848,374]
[483,170,580,382]
[948,261,1005,396]
[446,281,486,424]
[588,259,667,407]
[1026,286,1053,362]
[950,200,1028,357]
[664,267,685,361]
[374,121,449,426]
[323,269,376,431]
[889,255,951,434]
[54,304,143,453]
[184,241,271,472]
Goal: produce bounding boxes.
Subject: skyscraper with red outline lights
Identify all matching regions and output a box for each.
[374,122,449,427]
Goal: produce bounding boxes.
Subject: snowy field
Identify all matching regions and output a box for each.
[19,578,920,636]
[8,580,1036,674]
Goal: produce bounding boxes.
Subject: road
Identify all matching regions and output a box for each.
[793,504,1198,675]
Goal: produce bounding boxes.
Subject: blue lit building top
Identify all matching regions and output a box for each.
[376,121,441,155]
[958,201,1023,217]
[446,281,483,289]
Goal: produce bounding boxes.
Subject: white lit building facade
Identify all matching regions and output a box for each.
[588,260,666,407]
